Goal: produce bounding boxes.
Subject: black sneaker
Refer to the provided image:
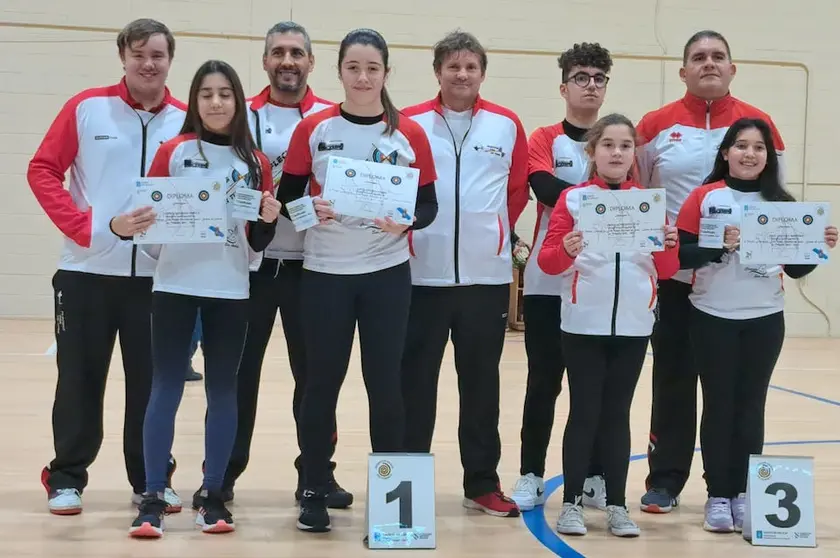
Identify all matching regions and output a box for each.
[295,477,354,509]
[297,490,330,532]
[195,489,235,533]
[192,486,234,511]
[129,493,167,538]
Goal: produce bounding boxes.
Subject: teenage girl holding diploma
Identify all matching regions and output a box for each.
[127,60,280,538]
[275,28,438,533]
[538,113,680,538]
[675,117,837,534]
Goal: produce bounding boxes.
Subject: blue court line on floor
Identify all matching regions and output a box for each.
[523,380,840,557]
[644,350,840,408]
[523,439,840,557]
[769,384,840,407]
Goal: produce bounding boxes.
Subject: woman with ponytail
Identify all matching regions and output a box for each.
[275,28,439,533]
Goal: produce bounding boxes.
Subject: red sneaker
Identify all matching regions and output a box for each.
[463,490,521,517]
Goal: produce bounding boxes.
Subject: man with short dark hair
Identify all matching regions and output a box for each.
[28,17,186,516]
[189,21,353,511]
[636,30,785,526]
[400,30,529,518]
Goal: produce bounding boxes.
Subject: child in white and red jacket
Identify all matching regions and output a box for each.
[538,113,679,538]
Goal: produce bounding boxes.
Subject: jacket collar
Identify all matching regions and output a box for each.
[681,90,735,117]
[590,174,637,190]
[248,85,317,112]
[116,77,175,113]
[432,91,484,116]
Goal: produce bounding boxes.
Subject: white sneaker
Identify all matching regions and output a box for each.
[556,501,587,535]
[582,475,607,510]
[48,488,82,515]
[132,488,182,513]
[606,505,640,537]
[510,473,545,511]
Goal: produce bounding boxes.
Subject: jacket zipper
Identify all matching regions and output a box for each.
[439,110,473,284]
[611,253,620,335]
[132,110,159,277]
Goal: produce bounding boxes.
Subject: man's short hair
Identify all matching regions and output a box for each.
[264,21,312,56]
[117,18,175,59]
[433,30,488,74]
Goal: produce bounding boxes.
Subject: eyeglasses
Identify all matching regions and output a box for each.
[567,72,609,89]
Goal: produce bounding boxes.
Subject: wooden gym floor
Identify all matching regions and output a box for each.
[1,317,838,557]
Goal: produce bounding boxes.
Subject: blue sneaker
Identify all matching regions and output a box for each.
[640,487,678,513]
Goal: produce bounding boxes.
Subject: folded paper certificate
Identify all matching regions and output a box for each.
[321,156,419,225]
[740,201,830,264]
[132,177,228,244]
[577,188,667,252]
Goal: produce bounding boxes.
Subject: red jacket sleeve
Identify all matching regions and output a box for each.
[675,187,703,235]
[281,118,314,177]
[537,187,577,274]
[507,115,530,226]
[26,97,91,247]
[256,151,274,193]
[527,126,556,175]
[147,141,175,178]
[404,121,438,186]
[652,215,680,280]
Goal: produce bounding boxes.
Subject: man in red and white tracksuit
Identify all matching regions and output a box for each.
[400,30,529,517]
[27,19,187,516]
[636,30,786,514]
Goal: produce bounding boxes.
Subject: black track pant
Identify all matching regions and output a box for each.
[561,333,647,507]
[401,284,509,499]
[646,279,697,495]
[208,258,334,490]
[520,295,603,478]
[45,270,154,494]
[690,307,784,497]
[298,261,412,491]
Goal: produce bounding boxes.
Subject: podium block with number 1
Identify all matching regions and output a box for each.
[365,453,436,549]
[745,455,817,547]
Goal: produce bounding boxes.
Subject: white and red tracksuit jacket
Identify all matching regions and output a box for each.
[523,122,591,296]
[538,176,680,337]
[247,85,334,261]
[143,133,275,300]
[635,91,785,283]
[401,94,530,286]
[27,78,187,277]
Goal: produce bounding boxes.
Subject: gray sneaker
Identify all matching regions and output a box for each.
[731,493,746,532]
[606,505,641,537]
[556,501,587,535]
[703,497,734,532]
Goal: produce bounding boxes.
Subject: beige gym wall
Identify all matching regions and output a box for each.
[0,0,837,336]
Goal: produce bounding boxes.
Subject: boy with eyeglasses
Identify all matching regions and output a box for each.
[511,42,614,515]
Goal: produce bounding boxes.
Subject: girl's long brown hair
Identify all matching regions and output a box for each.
[180,60,262,189]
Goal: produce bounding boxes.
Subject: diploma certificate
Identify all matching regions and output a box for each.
[578,188,667,253]
[740,201,830,264]
[321,156,419,225]
[133,177,228,244]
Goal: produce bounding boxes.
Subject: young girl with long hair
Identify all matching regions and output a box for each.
[274,28,439,533]
[538,113,680,538]
[127,59,281,538]
[675,117,837,533]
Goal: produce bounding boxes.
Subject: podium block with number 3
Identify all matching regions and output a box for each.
[745,455,817,547]
[365,453,436,549]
